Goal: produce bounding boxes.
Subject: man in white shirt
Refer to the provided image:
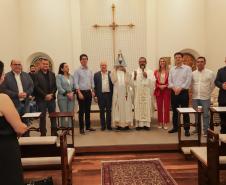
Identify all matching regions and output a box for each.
[1,60,34,136]
[192,56,215,136]
[94,61,113,131]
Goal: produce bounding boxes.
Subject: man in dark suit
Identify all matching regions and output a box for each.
[94,61,113,131]
[1,59,34,136]
[34,57,57,136]
[215,59,226,133]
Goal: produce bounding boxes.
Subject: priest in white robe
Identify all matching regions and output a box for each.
[132,57,155,130]
[111,51,133,131]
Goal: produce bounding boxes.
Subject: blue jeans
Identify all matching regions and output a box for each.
[57,98,75,127]
[192,99,210,134]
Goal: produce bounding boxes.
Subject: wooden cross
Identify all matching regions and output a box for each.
[93,3,135,62]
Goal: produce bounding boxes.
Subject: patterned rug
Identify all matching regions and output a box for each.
[102,158,178,185]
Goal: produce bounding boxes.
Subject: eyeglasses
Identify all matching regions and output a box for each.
[12,64,21,66]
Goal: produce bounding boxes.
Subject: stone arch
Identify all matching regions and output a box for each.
[26,52,54,71]
[180,48,200,71]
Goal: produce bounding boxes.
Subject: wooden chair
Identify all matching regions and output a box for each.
[209,107,226,131]
[20,131,75,185]
[49,112,75,146]
[177,108,202,156]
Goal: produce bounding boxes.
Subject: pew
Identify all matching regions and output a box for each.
[177,107,202,156]
[190,129,226,185]
[19,131,75,185]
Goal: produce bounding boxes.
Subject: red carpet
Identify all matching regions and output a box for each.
[102,158,177,185]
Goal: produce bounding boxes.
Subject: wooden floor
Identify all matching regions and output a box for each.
[24,151,198,185]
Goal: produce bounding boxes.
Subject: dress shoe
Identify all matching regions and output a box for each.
[86,128,96,131]
[116,126,122,131]
[185,131,190,137]
[168,128,178,133]
[101,127,106,131]
[157,123,163,129]
[107,127,112,130]
[143,126,150,131]
[80,129,85,135]
[136,127,141,131]
[123,126,130,131]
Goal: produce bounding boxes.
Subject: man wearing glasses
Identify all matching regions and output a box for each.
[1,60,34,136]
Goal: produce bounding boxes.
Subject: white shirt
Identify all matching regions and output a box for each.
[101,71,110,92]
[192,68,215,100]
[14,72,24,101]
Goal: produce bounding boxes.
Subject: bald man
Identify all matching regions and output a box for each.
[94,61,113,131]
[1,60,34,136]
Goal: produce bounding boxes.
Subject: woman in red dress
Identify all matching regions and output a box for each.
[154,58,171,129]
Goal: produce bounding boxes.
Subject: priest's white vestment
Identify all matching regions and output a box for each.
[132,68,155,127]
[111,69,133,128]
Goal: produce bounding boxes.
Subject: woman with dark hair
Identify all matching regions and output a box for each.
[56,63,76,127]
[0,61,28,185]
[154,58,171,130]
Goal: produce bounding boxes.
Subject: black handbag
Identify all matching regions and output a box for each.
[25,176,54,185]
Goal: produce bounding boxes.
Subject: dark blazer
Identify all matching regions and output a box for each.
[215,66,226,105]
[94,71,113,98]
[34,70,57,101]
[1,71,34,109]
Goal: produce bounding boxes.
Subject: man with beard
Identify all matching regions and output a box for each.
[132,57,155,130]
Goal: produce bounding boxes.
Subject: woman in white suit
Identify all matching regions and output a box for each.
[56,63,76,127]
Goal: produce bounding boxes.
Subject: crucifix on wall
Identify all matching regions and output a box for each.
[93,3,135,62]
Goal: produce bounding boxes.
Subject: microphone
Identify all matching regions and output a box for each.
[141,65,145,72]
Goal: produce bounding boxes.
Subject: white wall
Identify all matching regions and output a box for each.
[70,0,82,70]
[206,0,226,72]
[19,0,74,73]
[0,0,20,72]
[0,0,226,73]
[80,0,147,72]
[156,0,206,66]
[146,0,158,69]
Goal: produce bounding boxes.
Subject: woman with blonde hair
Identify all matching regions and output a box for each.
[154,57,171,129]
[0,61,28,185]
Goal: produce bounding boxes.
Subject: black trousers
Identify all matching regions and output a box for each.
[97,93,112,129]
[219,102,226,133]
[37,99,56,136]
[171,90,190,131]
[78,90,92,130]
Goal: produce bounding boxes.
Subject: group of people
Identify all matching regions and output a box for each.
[0,52,226,138]
[1,52,226,184]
